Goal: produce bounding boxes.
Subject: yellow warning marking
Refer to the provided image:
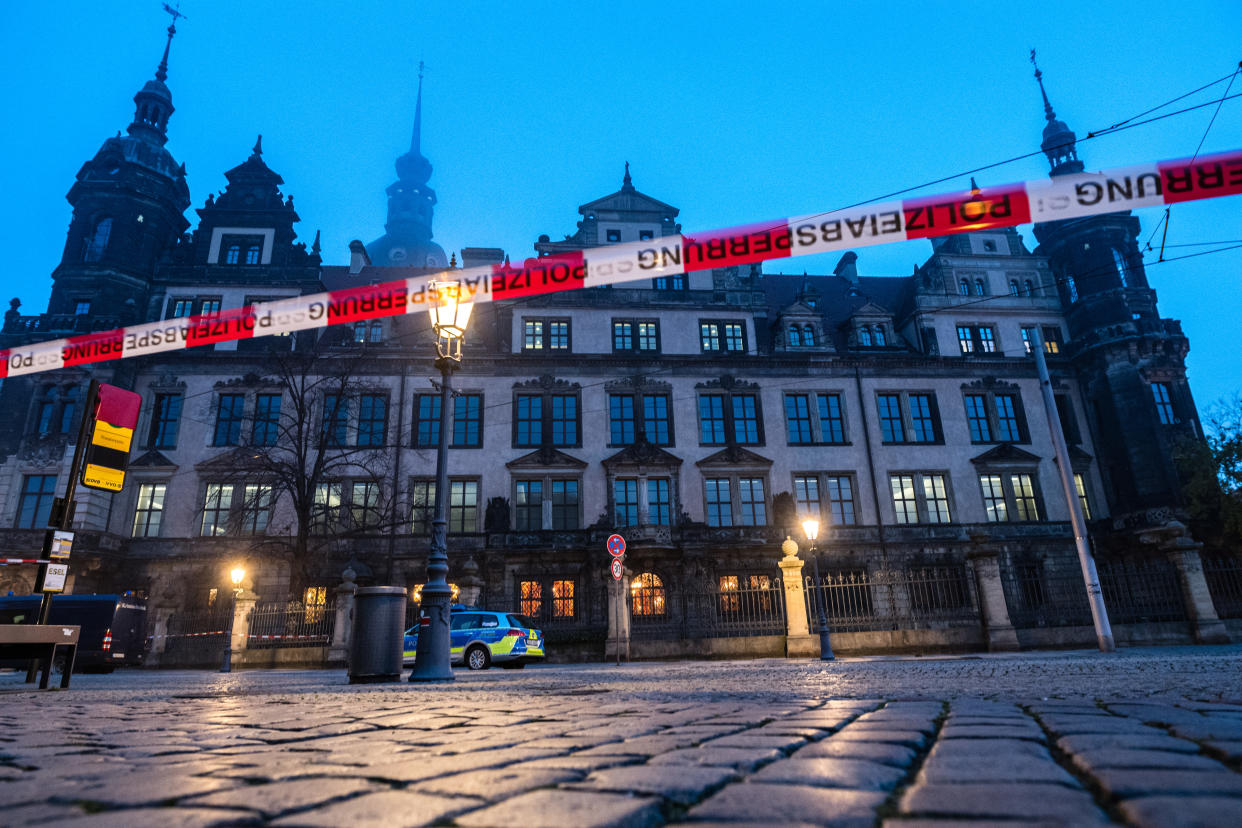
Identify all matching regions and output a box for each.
[92,421,134,452]
[83,464,125,492]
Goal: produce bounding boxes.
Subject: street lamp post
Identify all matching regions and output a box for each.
[220,565,245,673]
[802,518,834,661]
[411,280,472,683]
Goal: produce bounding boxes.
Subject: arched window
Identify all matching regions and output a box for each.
[225,245,241,265]
[959,278,970,296]
[974,279,986,296]
[1009,279,1020,295]
[1023,279,1035,297]
[874,326,887,346]
[1112,248,1130,287]
[631,572,666,616]
[803,326,816,346]
[82,217,112,262]
[859,326,872,347]
[787,325,801,347]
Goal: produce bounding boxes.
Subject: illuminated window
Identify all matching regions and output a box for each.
[552,580,575,618]
[631,572,666,616]
[520,580,542,617]
[303,587,327,623]
[131,482,167,538]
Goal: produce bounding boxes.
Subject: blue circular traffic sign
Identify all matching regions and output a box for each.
[606,534,626,556]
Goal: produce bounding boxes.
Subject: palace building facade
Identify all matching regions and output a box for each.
[1,28,1231,657]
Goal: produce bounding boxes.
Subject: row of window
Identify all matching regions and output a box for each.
[158,387,1048,453]
[956,324,1062,355]
[520,318,747,355]
[515,571,779,621]
[956,276,1042,297]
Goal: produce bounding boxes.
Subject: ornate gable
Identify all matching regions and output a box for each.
[602,440,683,470]
[970,444,1042,466]
[695,375,760,391]
[129,450,177,469]
[505,447,588,470]
[696,446,773,468]
[514,375,580,392]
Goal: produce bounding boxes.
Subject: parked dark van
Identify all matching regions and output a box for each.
[0,594,148,671]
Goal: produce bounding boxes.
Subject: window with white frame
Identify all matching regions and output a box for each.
[977,472,1044,523]
[131,482,167,537]
[889,473,953,524]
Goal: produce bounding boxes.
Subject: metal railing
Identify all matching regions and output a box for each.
[246,600,335,649]
[1203,553,1242,619]
[1001,555,1187,628]
[628,578,786,640]
[805,566,980,633]
[158,608,231,667]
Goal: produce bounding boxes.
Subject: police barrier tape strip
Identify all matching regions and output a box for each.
[144,632,328,640]
[5,149,1241,379]
[1,558,42,565]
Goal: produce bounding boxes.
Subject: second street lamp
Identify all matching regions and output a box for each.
[410,280,473,683]
[802,518,834,661]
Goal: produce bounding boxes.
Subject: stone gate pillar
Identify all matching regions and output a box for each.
[328,568,357,668]
[779,537,818,657]
[229,589,258,665]
[1144,521,1231,645]
[967,538,1021,652]
[605,570,631,662]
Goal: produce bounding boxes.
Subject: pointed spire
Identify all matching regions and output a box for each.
[252,134,263,157]
[411,61,424,156]
[1030,49,1056,122]
[311,230,322,256]
[622,161,634,191]
[155,4,185,83]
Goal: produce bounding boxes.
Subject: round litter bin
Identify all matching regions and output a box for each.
[348,586,407,683]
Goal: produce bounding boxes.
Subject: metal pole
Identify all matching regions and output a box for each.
[26,379,98,682]
[410,357,456,682]
[1032,331,1114,652]
[811,547,834,660]
[220,589,236,673]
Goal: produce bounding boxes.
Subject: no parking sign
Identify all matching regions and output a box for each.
[607,534,625,581]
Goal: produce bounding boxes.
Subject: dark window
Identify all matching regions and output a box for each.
[170,298,194,318]
[149,394,182,449]
[548,320,570,350]
[17,475,57,529]
[74,301,91,316]
[613,321,633,351]
[200,298,222,316]
[452,394,482,447]
[785,395,814,444]
[82,217,112,262]
[859,327,873,347]
[609,395,636,445]
[1054,394,1081,444]
[877,394,905,443]
[614,479,639,527]
[965,394,992,442]
[647,478,671,526]
[357,394,387,447]
[643,394,671,445]
[213,394,245,446]
[1041,326,1062,354]
[794,475,820,520]
[995,394,1021,442]
[515,480,543,530]
[606,229,621,242]
[322,394,348,447]
[515,395,542,447]
[219,234,264,266]
[737,478,766,526]
[352,320,383,343]
[974,279,986,296]
[551,480,579,530]
[959,278,970,296]
[877,392,940,444]
[413,394,441,447]
[653,273,687,291]
[639,230,654,241]
[699,395,726,444]
[825,476,856,525]
[732,395,760,444]
[239,484,274,535]
[550,395,577,446]
[410,480,434,534]
[252,394,281,447]
[1152,383,1175,425]
[818,394,846,443]
[705,479,732,526]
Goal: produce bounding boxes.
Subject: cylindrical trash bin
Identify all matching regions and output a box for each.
[348,586,407,683]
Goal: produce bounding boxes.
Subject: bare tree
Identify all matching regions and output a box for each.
[205,334,404,592]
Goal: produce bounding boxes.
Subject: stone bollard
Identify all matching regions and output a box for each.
[328,569,358,668]
[605,571,631,663]
[779,537,818,657]
[966,545,1021,652]
[145,606,173,667]
[457,556,484,608]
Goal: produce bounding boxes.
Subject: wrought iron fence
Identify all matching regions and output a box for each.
[628,576,786,640]
[1203,553,1242,619]
[1001,555,1187,628]
[805,566,980,633]
[247,600,335,649]
[159,608,231,667]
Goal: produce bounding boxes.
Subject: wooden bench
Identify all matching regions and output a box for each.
[0,625,80,689]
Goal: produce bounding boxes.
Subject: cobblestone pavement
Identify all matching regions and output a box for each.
[2,645,1241,827]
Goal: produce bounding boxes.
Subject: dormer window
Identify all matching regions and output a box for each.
[859,327,872,347]
[873,326,886,346]
[219,234,264,266]
[1009,279,1020,295]
[959,278,970,296]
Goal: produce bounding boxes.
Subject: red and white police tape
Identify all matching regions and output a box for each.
[5,148,1241,379]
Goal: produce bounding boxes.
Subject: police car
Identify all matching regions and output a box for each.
[404,606,544,670]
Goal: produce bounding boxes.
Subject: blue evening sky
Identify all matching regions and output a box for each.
[3,2,1239,415]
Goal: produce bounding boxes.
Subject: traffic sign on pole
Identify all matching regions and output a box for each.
[606,534,626,557]
[610,558,623,581]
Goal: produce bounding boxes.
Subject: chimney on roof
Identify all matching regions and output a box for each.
[348,240,371,275]
[833,251,859,285]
